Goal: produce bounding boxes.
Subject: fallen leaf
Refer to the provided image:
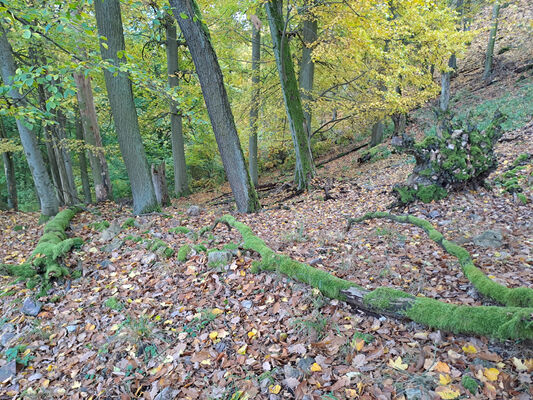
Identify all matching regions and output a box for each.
[462,344,477,354]
[311,362,322,372]
[434,361,451,373]
[484,368,499,381]
[269,384,281,394]
[388,356,408,370]
[435,386,460,399]
[439,374,452,385]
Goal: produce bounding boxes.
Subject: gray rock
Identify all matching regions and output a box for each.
[241,300,253,309]
[66,325,77,334]
[1,332,15,347]
[437,220,452,226]
[0,360,16,382]
[473,230,502,248]
[214,341,228,353]
[21,298,41,316]
[99,220,122,242]
[296,357,315,373]
[428,210,440,219]
[187,205,203,216]
[185,231,197,241]
[102,238,124,253]
[208,251,233,265]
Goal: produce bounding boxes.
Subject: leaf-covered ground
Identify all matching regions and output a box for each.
[1,20,533,400]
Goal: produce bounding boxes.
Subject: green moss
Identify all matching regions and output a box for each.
[461,375,479,395]
[198,226,210,236]
[363,287,414,310]
[193,244,207,253]
[223,242,239,251]
[512,153,530,167]
[415,185,447,203]
[394,186,415,203]
[517,193,528,204]
[90,221,110,232]
[177,245,192,262]
[145,239,174,258]
[169,226,191,234]
[121,218,136,229]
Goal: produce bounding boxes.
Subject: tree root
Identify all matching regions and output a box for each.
[346,212,533,308]
[211,215,533,340]
[1,207,83,296]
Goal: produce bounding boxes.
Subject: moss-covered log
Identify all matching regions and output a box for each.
[212,215,533,340]
[346,212,533,308]
[0,207,83,295]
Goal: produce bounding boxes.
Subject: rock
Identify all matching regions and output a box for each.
[308,257,323,266]
[99,220,122,242]
[1,332,15,347]
[473,230,502,248]
[98,260,111,268]
[241,300,253,309]
[102,238,124,253]
[405,388,422,400]
[214,341,228,353]
[437,220,452,226]
[141,253,157,266]
[0,360,16,382]
[428,210,440,219]
[66,325,77,334]
[21,298,42,316]
[284,364,302,380]
[185,231,197,241]
[208,251,233,265]
[187,205,203,216]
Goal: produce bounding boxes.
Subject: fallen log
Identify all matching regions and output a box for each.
[211,215,533,340]
[316,142,369,167]
[346,212,533,308]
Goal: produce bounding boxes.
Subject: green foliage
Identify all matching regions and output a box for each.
[90,220,110,232]
[351,331,375,344]
[177,244,192,262]
[169,226,191,234]
[144,239,174,258]
[5,345,33,366]
[104,296,124,311]
[121,218,136,229]
[358,144,391,163]
[461,375,479,394]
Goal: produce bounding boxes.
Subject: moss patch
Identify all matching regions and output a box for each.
[177,245,192,262]
[121,218,136,229]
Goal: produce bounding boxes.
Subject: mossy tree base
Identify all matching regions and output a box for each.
[0,207,83,296]
[347,212,533,308]
[392,111,505,205]
[211,215,533,340]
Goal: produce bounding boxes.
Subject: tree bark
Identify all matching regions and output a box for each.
[73,71,112,202]
[483,1,500,81]
[151,163,170,207]
[299,12,317,142]
[370,120,384,147]
[55,109,77,204]
[249,20,261,187]
[0,24,58,216]
[168,0,260,213]
[266,0,314,189]
[165,18,189,197]
[0,116,17,210]
[94,0,158,214]
[75,115,92,204]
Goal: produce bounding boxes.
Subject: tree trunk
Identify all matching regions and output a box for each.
[483,1,500,81]
[249,21,261,187]
[370,120,384,147]
[51,123,74,205]
[151,163,170,207]
[266,0,314,189]
[73,72,112,202]
[0,24,58,216]
[299,13,317,142]
[55,109,77,204]
[165,18,189,197]
[168,0,260,213]
[392,113,406,137]
[93,0,158,215]
[0,117,17,210]
[75,115,92,204]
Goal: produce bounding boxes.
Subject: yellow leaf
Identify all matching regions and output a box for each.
[388,356,408,370]
[435,386,460,399]
[237,344,247,355]
[355,339,364,352]
[345,388,358,399]
[512,357,528,372]
[209,331,218,340]
[72,381,81,389]
[269,384,281,394]
[211,308,224,315]
[42,379,50,388]
[248,328,258,339]
[439,374,452,385]
[310,362,322,372]
[462,344,477,354]
[484,368,499,381]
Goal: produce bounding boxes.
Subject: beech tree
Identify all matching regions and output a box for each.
[93,0,158,214]
[249,16,261,187]
[266,0,315,190]
[168,0,260,213]
[0,23,58,217]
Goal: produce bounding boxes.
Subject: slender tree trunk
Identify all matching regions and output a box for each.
[0,24,58,216]
[73,72,112,202]
[483,1,500,81]
[370,120,384,147]
[151,163,170,207]
[0,117,17,210]
[75,115,92,204]
[165,18,189,197]
[51,123,74,205]
[168,0,260,212]
[266,0,314,189]
[299,14,317,141]
[249,21,261,187]
[55,109,77,204]
[93,0,158,214]
[392,113,406,137]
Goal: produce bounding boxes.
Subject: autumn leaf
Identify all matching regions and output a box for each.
[439,374,452,385]
[484,368,500,381]
[237,345,247,355]
[462,344,477,354]
[434,361,451,373]
[435,386,461,399]
[209,331,218,340]
[269,384,281,394]
[311,362,322,372]
[388,356,408,370]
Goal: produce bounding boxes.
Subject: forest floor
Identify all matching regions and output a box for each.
[1,21,533,400]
